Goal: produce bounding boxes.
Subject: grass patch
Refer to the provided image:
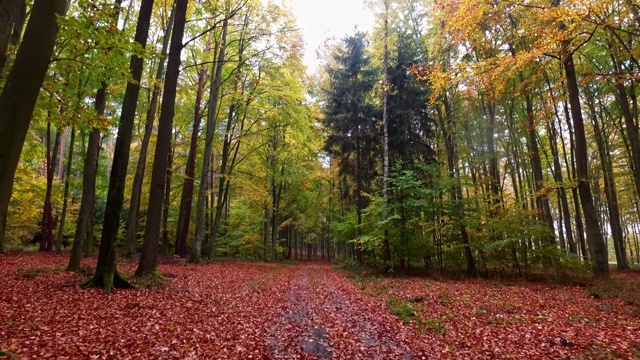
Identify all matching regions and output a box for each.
[419,318,446,334]
[437,290,451,306]
[387,297,417,324]
[130,271,165,289]
[18,266,63,278]
[0,350,17,360]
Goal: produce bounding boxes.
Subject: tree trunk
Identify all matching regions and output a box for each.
[586,93,630,270]
[84,0,155,293]
[136,0,188,277]
[613,74,640,211]
[381,0,391,270]
[67,127,100,271]
[0,0,25,78]
[124,4,175,258]
[0,0,67,253]
[56,128,75,254]
[208,13,250,260]
[438,93,476,276]
[562,53,609,277]
[175,33,212,257]
[192,15,229,263]
[523,93,555,244]
[40,124,61,252]
[561,95,588,260]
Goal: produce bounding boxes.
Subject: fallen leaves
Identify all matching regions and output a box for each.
[352,272,640,359]
[1,252,640,359]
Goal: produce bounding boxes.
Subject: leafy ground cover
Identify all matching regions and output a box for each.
[1,252,639,359]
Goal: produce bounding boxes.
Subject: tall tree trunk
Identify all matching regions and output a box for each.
[208,152,218,256]
[175,34,213,257]
[439,93,476,276]
[586,93,630,270]
[562,52,609,277]
[40,123,61,252]
[208,12,250,260]
[56,128,75,254]
[0,0,67,253]
[561,95,588,261]
[124,5,175,258]
[192,15,229,263]
[69,0,121,269]
[136,0,188,277]
[524,93,555,243]
[612,60,640,210]
[161,143,174,256]
[549,118,576,254]
[67,127,100,271]
[272,167,284,262]
[381,0,392,270]
[84,0,155,293]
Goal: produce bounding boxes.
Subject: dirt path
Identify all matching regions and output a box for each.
[268,264,441,359]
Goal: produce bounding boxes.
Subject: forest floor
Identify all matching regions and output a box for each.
[1,252,640,359]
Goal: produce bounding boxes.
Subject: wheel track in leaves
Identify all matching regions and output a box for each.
[267,264,442,359]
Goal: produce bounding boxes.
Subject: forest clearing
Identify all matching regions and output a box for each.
[1,251,640,359]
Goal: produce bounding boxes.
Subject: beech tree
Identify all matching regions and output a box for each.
[0,0,67,252]
[83,0,156,292]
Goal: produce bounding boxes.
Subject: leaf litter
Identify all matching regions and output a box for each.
[1,252,640,359]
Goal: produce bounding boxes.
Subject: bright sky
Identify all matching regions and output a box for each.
[285,0,375,73]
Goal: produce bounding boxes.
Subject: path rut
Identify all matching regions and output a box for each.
[267,264,440,359]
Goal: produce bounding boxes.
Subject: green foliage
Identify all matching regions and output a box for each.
[418,318,446,335]
[18,266,63,279]
[0,350,17,360]
[131,271,163,289]
[387,296,416,324]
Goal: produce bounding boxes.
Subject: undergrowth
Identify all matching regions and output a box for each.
[18,266,63,278]
[130,271,165,289]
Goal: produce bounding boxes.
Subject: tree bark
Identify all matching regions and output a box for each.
[161,138,175,256]
[192,14,229,263]
[175,33,213,257]
[0,0,67,253]
[586,92,630,270]
[40,123,61,252]
[381,0,392,270]
[67,127,100,271]
[438,93,476,276]
[123,4,175,258]
[136,0,188,277]
[562,53,609,277]
[84,0,155,293]
[0,0,25,78]
[56,128,75,254]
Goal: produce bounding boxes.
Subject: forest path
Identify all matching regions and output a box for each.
[267,263,439,359]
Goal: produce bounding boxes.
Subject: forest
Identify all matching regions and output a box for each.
[1,0,640,358]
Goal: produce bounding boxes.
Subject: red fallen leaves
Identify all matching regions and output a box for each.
[353,272,640,359]
[1,251,640,359]
[1,252,288,359]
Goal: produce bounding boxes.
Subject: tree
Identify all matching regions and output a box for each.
[83,0,156,293]
[192,11,230,263]
[124,3,176,258]
[136,0,189,277]
[0,0,67,252]
[322,32,380,265]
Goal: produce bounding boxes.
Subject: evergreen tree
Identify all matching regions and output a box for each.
[322,32,380,264]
